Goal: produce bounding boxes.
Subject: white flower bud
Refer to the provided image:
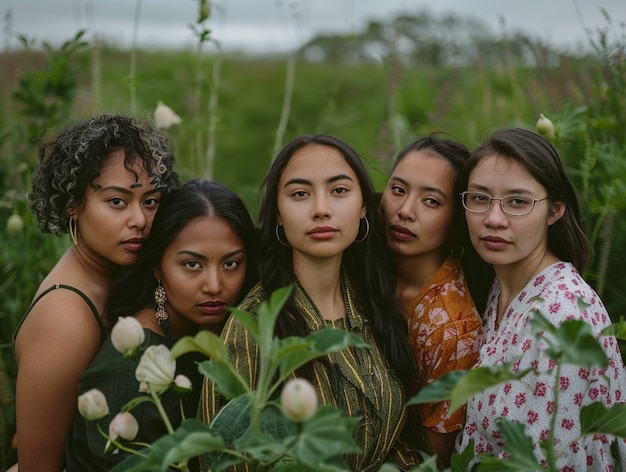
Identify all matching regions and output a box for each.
[111,317,145,356]
[135,344,176,393]
[78,388,110,420]
[7,213,24,238]
[108,412,139,441]
[536,113,555,140]
[174,374,192,390]
[280,378,318,422]
[154,101,182,129]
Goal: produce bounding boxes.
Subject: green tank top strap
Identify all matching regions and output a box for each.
[13,283,106,345]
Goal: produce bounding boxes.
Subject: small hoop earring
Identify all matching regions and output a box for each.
[354,217,370,243]
[68,218,78,246]
[154,281,168,323]
[275,225,291,247]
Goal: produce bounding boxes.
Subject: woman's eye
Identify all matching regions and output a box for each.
[109,198,125,207]
[292,190,308,198]
[424,197,440,207]
[223,260,240,270]
[184,261,201,269]
[332,187,348,195]
[144,197,159,208]
[391,186,405,195]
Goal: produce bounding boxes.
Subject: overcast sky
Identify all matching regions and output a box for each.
[4,0,625,53]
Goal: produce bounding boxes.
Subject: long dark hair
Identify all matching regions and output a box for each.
[460,127,589,272]
[392,133,494,312]
[257,134,418,393]
[105,179,258,326]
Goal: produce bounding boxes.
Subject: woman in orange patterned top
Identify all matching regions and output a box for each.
[381,134,492,467]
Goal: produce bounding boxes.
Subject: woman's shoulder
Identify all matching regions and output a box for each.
[236,282,267,313]
[531,261,609,327]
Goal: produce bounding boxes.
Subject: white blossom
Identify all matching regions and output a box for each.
[280,378,318,422]
[135,344,176,393]
[111,317,145,356]
[154,101,182,129]
[77,388,109,420]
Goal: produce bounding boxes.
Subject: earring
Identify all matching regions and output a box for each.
[275,225,291,247]
[68,218,78,246]
[354,217,370,243]
[154,281,168,323]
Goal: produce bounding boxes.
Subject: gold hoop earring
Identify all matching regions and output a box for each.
[154,281,168,323]
[354,217,370,243]
[68,218,78,246]
[275,225,291,247]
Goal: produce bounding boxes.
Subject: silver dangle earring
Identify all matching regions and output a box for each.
[154,281,168,323]
[68,218,79,246]
[354,217,370,243]
[275,224,291,247]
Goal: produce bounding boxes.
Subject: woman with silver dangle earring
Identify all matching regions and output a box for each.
[199,134,422,471]
[457,127,626,469]
[65,180,258,471]
[12,114,177,472]
[380,133,491,468]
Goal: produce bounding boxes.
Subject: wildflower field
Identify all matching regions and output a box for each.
[1,6,625,470]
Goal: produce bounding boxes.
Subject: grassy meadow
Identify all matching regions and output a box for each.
[1,8,625,468]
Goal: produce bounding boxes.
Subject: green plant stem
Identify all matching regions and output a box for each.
[205,55,222,180]
[150,388,174,434]
[129,0,143,115]
[545,362,562,471]
[272,51,296,159]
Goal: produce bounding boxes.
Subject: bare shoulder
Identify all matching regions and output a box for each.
[15,285,103,366]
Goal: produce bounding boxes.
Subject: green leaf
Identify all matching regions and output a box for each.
[530,310,608,368]
[407,365,530,414]
[116,419,225,472]
[580,402,626,437]
[198,360,250,398]
[171,330,229,363]
[449,366,532,413]
[602,319,626,341]
[274,329,368,380]
[257,285,293,346]
[407,370,468,405]
[288,406,361,467]
[450,439,476,472]
[229,306,260,340]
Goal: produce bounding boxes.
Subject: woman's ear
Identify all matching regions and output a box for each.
[360,206,367,219]
[153,267,162,281]
[548,201,565,226]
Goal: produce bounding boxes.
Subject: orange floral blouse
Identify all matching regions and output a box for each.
[405,257,484,433]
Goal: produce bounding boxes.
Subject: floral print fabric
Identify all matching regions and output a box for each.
[458,261,626,470]
[405,257,483,433]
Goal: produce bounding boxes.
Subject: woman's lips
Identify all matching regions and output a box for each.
[389,224,415,241]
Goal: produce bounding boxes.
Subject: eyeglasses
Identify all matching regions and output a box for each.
[460,191,549,216]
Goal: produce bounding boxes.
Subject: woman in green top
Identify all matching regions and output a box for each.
[200,134,422,471]
[66,180,258,471]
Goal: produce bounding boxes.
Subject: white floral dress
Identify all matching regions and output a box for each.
[457,261,626,470]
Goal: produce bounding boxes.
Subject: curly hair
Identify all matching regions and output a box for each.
[28,114,178,234]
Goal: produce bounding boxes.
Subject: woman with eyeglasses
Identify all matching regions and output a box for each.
[456,127,626,468]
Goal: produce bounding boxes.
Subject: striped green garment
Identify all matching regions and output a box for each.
[199,273,421,471]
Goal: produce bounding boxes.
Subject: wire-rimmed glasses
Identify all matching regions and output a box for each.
[460,191,549,216]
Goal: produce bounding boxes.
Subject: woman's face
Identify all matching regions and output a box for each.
[276,144,366,266]
[464,154,563,269]
[381,151,456,260]
[74,149,162,267]
[156,216,247,334]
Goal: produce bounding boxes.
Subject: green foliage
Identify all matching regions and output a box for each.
[104,286,365,471]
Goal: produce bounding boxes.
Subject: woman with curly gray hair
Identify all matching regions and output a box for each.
[12,114,178,472]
